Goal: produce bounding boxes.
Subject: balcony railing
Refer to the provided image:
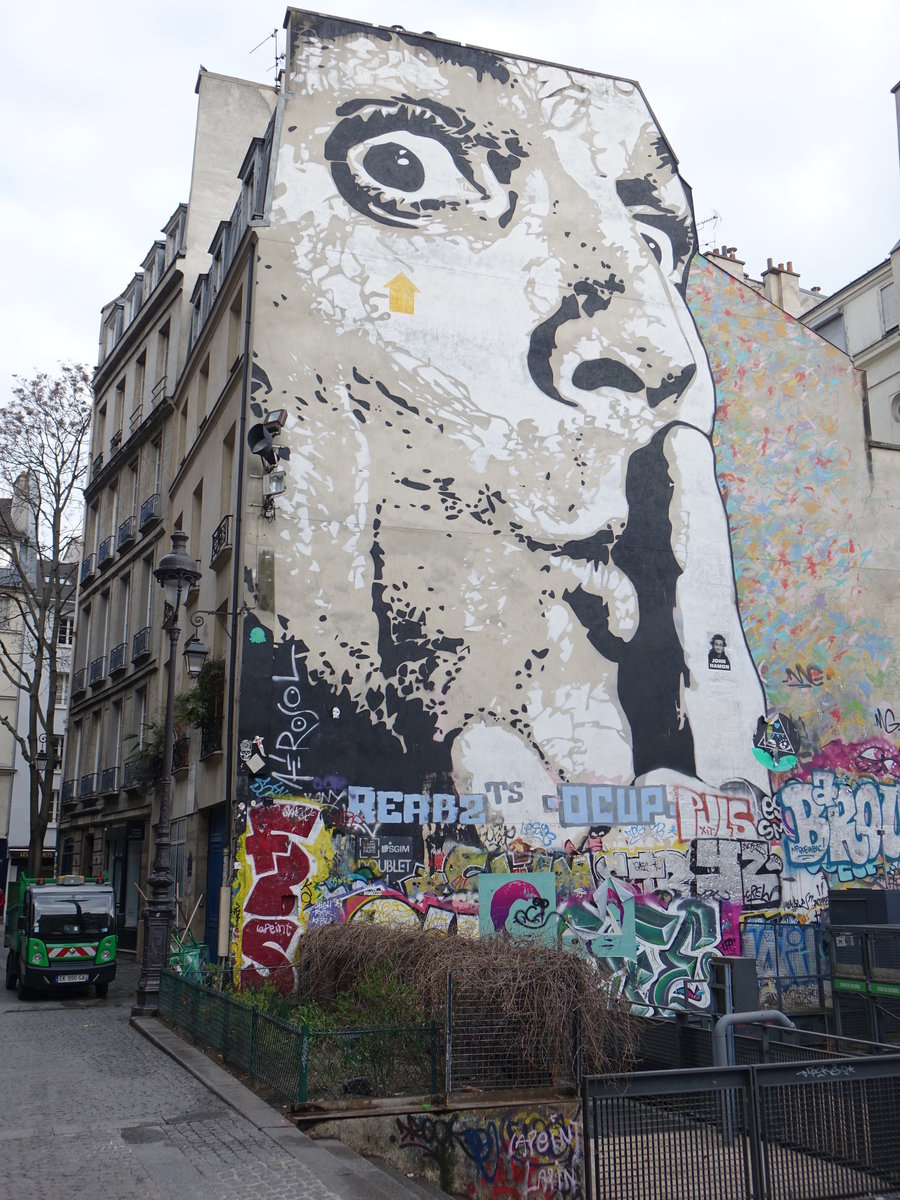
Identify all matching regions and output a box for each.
[108,641,127,674]
[117,514,137,550]
[200,723,223,759]
[172,735,190,772]
[123,759,142,791]
[210,514,233,568]
[71,668,86,697]
[129,404,143,431]
[80,554,95,585]
[91,452,103,478]
[79,772,96,799]
[61,778,76,804]
[100,765,119,794]
[150,375,167,408]
[131,625,151,661]
[97,536,114,569]
[138,492,161,531]
[88,655,106,685]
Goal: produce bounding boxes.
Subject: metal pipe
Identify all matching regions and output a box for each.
[713,1010,797,1067]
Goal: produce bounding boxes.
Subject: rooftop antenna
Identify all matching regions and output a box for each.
[697,209,721,252]
[250,28,285,91]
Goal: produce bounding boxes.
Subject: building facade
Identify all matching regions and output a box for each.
[66,11,900,1019]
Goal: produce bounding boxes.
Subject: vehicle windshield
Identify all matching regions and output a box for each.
[32,892,115,942]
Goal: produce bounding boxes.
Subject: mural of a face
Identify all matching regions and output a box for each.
[262,24,768,817]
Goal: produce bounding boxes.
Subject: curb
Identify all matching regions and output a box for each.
[131,1015,442,1200]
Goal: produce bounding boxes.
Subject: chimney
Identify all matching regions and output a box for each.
[762,259,802,317]
[706,245,747,280]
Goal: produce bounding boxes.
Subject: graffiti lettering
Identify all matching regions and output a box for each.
[672,785,757,841]
[690,839,782,908]
[348,787,488,826]
[783,663,825,688]
[780,771,900,874]
[554,784,670,828]
[875,707,900,734]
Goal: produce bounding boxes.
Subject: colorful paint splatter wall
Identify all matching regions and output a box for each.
[230,13,899,1012]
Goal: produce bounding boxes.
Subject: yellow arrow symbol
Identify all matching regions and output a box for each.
[384,272,420,315]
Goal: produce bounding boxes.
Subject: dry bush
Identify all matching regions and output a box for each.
[295,922,639,1079]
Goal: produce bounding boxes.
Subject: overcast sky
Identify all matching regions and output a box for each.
[2,1,898,398]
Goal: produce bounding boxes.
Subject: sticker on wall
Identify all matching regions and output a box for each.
[752,712,800,771]
[478,872,556,943]
[707,633,731,672]
[384,272,419,314]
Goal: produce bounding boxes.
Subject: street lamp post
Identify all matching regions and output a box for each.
[133,530,206,1016]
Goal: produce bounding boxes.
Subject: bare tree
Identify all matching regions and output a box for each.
[0,365,92,875]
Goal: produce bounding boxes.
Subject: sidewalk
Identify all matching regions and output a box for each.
[0,958,442,1200]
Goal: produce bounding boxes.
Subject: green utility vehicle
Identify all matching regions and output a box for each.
[4,874,117,999]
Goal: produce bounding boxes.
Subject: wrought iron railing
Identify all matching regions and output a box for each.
[108,641,127,673]
[200,723,223,758]
[91,452,103,478]
[117,514,136,550]
[97,536,114,569]
[131,625,151,660]
[71,667,86,696]
[210,514,233,566]
[100,765,119,794]
[138,492,161,531]
[79,772,96,799]
[61,778,76,804]
[88,655,106,685]
[79,554,95,585]
[123,759,142,790]
[172,735,190,772]
[109,429,122,453]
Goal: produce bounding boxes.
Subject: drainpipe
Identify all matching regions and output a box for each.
[220,239,255,966]
[714,1010,797,1067]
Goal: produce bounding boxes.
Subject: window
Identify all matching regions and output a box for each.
[57,615,75,646]
[814,312,847,354]
[56,673,70,708]
[198,356,210,423]
[134,686,147,748]
[152,439,162,494]
[171,818,187,904]
[155,321,170,390]
[227,289,243,368]
[881,282,898,333]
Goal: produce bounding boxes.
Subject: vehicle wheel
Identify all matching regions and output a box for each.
[16,971,30,1000]
[95,980,109,999]
[5,953,16,991]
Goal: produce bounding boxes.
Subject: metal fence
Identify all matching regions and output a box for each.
[583,1054,900,1200]
[633,1014,895,1073]
[159,970,439,1104]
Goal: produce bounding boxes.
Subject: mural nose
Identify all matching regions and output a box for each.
[527,277,696,410]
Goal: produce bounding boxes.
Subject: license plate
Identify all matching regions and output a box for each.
[56,973,89,984]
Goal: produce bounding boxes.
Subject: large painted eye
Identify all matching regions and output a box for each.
[325,104,490,229]
[340,131,483,225]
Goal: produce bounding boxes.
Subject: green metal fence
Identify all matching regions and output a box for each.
[159,970,439,1104]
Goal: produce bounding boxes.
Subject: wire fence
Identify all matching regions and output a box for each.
[159,970,439,1104]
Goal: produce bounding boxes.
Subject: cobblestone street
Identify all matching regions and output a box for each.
[0,960,436,1200]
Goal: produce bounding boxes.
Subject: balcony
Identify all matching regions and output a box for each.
[88,655,106,686]
[61,778,76,805]
[97,536,114,570]
[172,735,190,773]
[71,668,86,697]
[100,765,119,794]
[91,452,103,479]
[80,554,95,586]
[200,722,223,759]
[138,492,161,532]
[109,429,123,454]
[117,514,137,550]
[210,514,233,569]
[123,759,142,791]
[129,404,143,431]
[108,641,127,674]
[131,625,151,661]
[79,773,97,800]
